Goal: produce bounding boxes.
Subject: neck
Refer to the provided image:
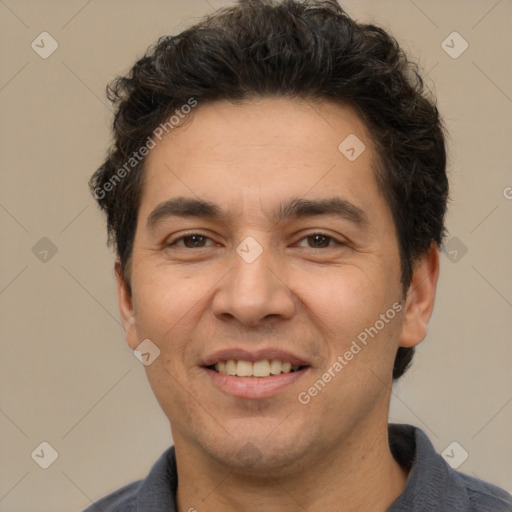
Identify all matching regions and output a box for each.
[174,419,408,512]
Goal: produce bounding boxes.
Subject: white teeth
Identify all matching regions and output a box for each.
[214,359,302,377]
[236,360,253,377]
[253,360,270,377]
[269,359,282,375]
[281,361,292,373]
[225,359,237,375]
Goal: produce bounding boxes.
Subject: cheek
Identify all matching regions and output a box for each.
[292,262,404,383]
[292,263,391,337]
[130,267,205,357]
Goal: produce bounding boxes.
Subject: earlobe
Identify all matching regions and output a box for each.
[399,242,440,348]
[115,260,139,350]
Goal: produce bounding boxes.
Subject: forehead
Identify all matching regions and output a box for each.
[139,97,384,223]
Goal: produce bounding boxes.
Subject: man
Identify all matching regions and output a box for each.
[86,0,512,510]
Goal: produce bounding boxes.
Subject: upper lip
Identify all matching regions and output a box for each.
[201,348,311,367]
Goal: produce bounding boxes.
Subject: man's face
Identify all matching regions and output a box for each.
[119,97,414,472]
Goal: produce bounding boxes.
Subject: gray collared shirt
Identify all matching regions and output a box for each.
[84,424,512,511]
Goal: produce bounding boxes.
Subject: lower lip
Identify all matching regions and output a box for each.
[203,367,309,399]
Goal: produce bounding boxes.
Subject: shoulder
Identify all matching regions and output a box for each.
[453,471,512,512]
[81,446,177,512]
[387,424,512,512]
[82,480,141,512]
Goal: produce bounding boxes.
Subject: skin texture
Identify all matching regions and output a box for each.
[116,97,439,511]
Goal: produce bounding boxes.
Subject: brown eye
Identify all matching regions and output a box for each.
[182,235,208,248]
[296,232,341,249]
[168,233,214,248]
[307,234,332,248]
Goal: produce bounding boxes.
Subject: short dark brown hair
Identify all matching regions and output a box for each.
[90,0,449,379]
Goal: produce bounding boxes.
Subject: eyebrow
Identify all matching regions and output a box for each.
[146,196,368,229]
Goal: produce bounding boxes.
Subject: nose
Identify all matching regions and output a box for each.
[211,242,296,327]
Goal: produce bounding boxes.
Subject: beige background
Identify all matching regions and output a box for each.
[1,0,511,510]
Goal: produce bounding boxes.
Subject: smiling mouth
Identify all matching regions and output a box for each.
[207,359,309,378]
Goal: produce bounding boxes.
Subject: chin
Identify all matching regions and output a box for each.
[202,430,315,476]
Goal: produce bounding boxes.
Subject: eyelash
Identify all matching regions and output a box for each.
[166,231,345,249]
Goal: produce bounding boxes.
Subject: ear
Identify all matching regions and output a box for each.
[115,260,139,350]
[399,242,440,348]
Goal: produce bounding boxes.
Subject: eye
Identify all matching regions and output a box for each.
[167,233,216,249]
[166,231,344,250]
[296,232,343,249]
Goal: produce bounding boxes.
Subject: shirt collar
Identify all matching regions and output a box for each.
[387,423,470,511]
[135,445,178,511]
